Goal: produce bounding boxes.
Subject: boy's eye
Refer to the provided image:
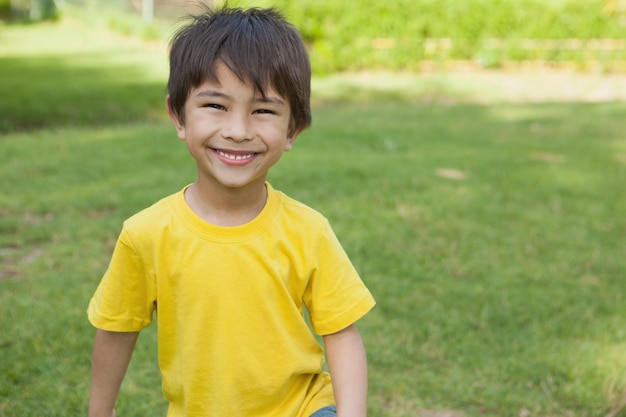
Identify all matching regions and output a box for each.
[203,103,225,110]
[254,109,276,115]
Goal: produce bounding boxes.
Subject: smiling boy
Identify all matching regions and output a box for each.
[87,6,375,417]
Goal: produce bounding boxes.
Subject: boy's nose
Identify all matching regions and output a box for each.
[221,113,253,142]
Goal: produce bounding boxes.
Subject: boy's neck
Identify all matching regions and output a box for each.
[184,180,268,227]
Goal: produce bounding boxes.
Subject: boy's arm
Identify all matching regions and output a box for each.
[323,324,369,417]
[88,329,139,417]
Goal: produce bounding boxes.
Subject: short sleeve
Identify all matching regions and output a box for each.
[87,227,156,332]
[304,220,375,335]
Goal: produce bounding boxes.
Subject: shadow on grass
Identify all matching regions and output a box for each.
[0,53,168,133]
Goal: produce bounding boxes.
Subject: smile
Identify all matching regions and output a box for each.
[215,150,256,161]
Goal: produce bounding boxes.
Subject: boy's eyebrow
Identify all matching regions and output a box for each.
[256,95,285,106]
[195,89,226,98]
[194,89,285,106]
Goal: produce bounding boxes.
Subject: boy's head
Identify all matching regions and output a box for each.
[167,6,311,137]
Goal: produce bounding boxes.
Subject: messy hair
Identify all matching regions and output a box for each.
[167,6,312,136]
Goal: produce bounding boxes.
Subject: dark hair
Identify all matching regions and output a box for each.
[167,6,311,136]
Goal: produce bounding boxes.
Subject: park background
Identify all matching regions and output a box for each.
[1,0,625,416]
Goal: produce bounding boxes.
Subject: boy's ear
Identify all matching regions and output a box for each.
[165,95,186,140]
[284,128,304,152]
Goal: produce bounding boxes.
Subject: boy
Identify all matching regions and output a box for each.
[87,6,375,417]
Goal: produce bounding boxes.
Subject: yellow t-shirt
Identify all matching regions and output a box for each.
[88,183,375,417]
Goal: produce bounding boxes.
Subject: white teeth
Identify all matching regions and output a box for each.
[217,150,254,160]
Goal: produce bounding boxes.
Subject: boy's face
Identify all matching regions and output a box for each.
[167,61,300,192]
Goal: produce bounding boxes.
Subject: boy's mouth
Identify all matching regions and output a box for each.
[214,149,257,162]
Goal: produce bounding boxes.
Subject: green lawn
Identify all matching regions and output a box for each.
[1,14,626,417]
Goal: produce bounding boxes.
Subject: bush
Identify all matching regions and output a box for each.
[56,0,626,73]
[241,0,626,72]
[0,0,11,20]
[2,0,58,22]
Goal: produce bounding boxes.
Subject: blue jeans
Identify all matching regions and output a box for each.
[310,405,337,417]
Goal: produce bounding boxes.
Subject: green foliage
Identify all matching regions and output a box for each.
[237,0,626,72]
[0,0,10,20]
[47,1,626,73]
[2,0,58,22]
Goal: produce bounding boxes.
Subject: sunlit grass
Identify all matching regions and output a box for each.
[1,12,626,417]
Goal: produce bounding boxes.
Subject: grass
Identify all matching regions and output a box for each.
[1,13,626,417]
[0,16,169,133]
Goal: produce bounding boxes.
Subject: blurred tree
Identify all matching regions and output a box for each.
[0,0,10,20]
[7,0,57,21]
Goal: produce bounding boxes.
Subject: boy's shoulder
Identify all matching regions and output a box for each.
[269,186,337,241]
[122,188,181,231]
[271,186,328,223]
